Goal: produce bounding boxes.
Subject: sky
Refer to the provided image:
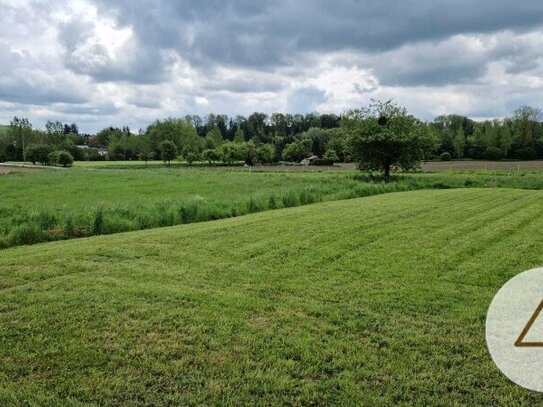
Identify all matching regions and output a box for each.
[1,0,543,133]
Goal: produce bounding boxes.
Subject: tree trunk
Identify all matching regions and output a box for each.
[384,163,390,178]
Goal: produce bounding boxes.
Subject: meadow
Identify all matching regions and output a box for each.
[1,189,542,405]
[4,165,543,248]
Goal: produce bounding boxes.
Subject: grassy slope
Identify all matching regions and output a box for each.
[1,189,543,405]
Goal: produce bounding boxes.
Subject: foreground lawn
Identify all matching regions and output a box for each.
[0,189,542,405]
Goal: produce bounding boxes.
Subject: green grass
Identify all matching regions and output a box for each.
[5,166,543,249]
[74,160,176,168]
[0,189,542,405]
[0,168,364,247]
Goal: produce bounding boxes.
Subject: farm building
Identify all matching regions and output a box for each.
[301,155,319,165]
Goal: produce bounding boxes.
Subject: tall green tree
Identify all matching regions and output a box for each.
[10,117,33,162]
[159,140,178,166]
[344,100,436,177]
[205,127,224,149]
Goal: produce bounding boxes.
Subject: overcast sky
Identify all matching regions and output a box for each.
[2,0,543,133]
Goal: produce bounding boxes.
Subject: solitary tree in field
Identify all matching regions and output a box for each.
[344,100,436,177]
[159,140,178,166]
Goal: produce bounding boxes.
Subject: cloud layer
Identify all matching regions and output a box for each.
[1,0,543,132]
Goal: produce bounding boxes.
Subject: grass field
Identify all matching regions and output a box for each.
[5,166,543,249]
[0,189,542,405]
[421,160,543,172]
[59,158,543,172]
[0,168,367,247]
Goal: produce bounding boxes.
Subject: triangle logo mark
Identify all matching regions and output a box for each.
[515,299,543,347]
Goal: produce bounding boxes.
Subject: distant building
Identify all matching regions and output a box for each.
[301,155,319,165]
[76,145,108,156]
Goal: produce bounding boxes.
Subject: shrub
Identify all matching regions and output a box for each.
[323,149,339,163]
[202,149,220,165]
[482,147,504,161]
[48,151,59,165]
[184,151,200,166]
[159,140,178,165]
[514,147,537,160]
[26,144,53,165]
[56,151,74,167]
[31,209,57,230]
[440,152,452,161]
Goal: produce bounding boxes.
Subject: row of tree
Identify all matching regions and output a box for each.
[2,105,543,170]
[432,106,543,160]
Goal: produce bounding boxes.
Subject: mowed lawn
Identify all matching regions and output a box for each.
[1,189,543,405]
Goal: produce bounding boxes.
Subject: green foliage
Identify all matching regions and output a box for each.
[26,144,53,165]
[147,118,201,158]
[514,147,537,160]
[233,128,245,143]
[345,100,437,176]
[205,126,224,149]
[440,152,452,161]
[159,140,178,165]
[482,146,504,161]
[218,142,244,165]
[323,148,339,163]
[256,143,275,164]
[282,138,312,162]
[9,116,33,161]
[185,151,201,166]
[48,150,59,165]
[202,149,220,164]
[56,151,74,167]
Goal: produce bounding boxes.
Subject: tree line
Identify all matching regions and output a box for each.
[1,104,543,170]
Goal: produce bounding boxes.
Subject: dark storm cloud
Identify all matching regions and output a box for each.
[3,0,543,130]
[94,0,543,68]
